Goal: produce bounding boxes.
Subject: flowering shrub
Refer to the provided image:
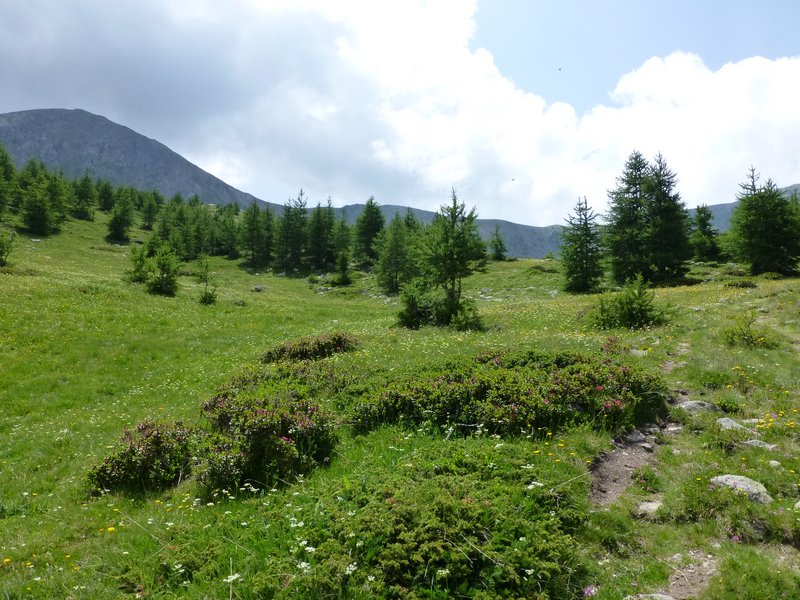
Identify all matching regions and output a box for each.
[353,351,668,436]
[260,332,359,363]
[198,391,338,491]
[87,421,197,494]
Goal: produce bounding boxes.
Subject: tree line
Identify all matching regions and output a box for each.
[0,144,502,326]
[560,150,800,293]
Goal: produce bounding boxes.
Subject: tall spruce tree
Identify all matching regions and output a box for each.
[354,196,385,267]
[560,196,604,293]
[730,167,800,275]
[643,153,691,282]
[307,198,336,271]
[605,150,650,284]
[606,150,691,284]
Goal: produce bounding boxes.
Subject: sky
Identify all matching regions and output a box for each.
[1,0,799,226]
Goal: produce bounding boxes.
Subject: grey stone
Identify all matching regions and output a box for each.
[630,348,648,357]
[624,594,676,600]
[679,400,721,413]
[793,500,800,511]
[710,475,773,504]
[640,443,655,453]
[641,423,661,435]
[742,439,778,451]
[634,500,663,518]
[716,417,757,434]
[624,430,646,443]
[768,460,782,468]
[252,285,266,292]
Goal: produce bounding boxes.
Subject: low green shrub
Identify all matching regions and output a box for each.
[260,332,359,363]
[199,387,338,491]
[720,312,778,349]
[0,227,15,266]
[353,350,668,436]
[591,275,667,329]
[87,421,197,494]
[249,437,593,598]
[724,278,757,289]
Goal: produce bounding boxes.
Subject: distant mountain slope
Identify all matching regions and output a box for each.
[689,182,799,231]
[336,204,563,258]
[0,108,262,208]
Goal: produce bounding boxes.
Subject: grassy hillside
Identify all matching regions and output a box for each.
[1,215,799,598]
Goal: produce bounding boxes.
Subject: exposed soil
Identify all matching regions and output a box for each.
[664,549,719,600]
[589,443,656,505]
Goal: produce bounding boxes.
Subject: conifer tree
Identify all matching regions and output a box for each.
[375,214,413,294]
[643,153,691,282]
[489,224,508,261]
[418,189,485,321]
[689,204,719,262]
[354,196,385,267]
[276,190,308,272]
[605,150,650,284]
[0,144,16,215]
[241,200,265,265]
[606,150,691,284]
[560,196,603,293]
[332,219,352,285]
[97,179,115,212]
[307,198,336,271]
[73,172,97,220]
[730,167,800,275]
[107,188,134,242]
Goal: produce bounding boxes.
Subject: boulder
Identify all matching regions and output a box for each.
[716,417,756,434]
[710,475,773,504]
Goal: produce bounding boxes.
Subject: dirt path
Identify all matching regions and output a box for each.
[589,442,655,505]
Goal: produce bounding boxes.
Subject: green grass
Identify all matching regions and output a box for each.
[2,215,800,597]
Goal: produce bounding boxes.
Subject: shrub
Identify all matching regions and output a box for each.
[147,245,180,296]
[260,332,359,363]
[353,350,668,436]
[199,390,338,491]
[87,421,197,494]
[720,312,778,349]
[124,245,151,284]
[0,228,14,266]
[397,281,446,329]
[591,274,667,329]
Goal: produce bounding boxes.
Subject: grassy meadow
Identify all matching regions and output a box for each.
[1,214,800,598]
